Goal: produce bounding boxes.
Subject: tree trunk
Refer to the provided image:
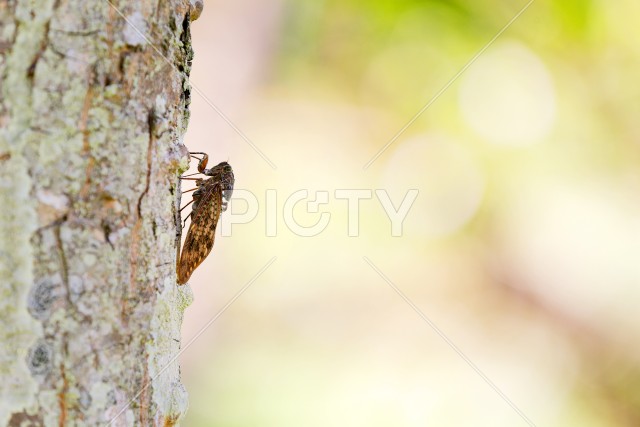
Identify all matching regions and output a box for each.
[0,0,198,424]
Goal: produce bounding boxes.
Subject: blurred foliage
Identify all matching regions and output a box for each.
[182,1,640,426]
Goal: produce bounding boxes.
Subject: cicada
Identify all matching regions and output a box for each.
[177,152,234,285]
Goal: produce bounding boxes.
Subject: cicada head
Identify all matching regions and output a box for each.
[206,161,235,211]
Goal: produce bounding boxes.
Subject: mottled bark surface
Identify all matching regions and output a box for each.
[0,0,197,425]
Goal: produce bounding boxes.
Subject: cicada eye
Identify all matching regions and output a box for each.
[223,188,233,201]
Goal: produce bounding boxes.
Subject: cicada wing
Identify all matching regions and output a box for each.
[177,182,222,284]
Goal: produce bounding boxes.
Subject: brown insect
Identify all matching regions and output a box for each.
[177,152,234,285]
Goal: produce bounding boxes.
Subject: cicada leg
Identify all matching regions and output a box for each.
[189,151,209,173]
[179,183,205,228]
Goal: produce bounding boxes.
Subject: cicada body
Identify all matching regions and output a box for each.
[177,154,234,285]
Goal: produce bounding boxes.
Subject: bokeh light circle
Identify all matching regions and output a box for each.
[380,134,484,239]
[458,41,556,146]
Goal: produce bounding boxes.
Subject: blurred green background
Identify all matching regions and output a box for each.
[179,0,640,426]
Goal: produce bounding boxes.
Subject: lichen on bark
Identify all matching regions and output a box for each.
[1,0,198,424]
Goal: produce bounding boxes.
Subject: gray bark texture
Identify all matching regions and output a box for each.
[0,0,200,425]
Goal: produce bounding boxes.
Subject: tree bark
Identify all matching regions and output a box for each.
[0,0,198,425]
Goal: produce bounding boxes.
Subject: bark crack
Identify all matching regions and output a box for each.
[139,360,150,426]
[53,222,71,306]
[26,21,50,81]
[54,226,72,424]
[57,359,69,427]
[137,112,155,218]
[126,112,155,299]
[79,78,95,199]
